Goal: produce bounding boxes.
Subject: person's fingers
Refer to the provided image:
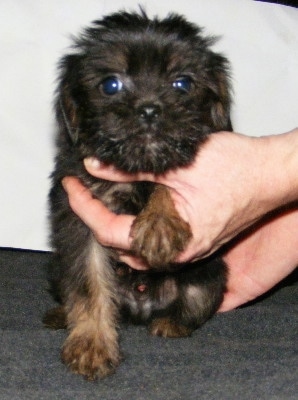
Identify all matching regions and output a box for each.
[84,158,157,182]
[218,292,249,312]
[62,176,135,250]
[219,208,298,312]
[218,274,264,312]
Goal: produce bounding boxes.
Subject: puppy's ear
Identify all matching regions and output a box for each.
[56,54,83,144]
[205,54,232,131]
[58,86,80,144]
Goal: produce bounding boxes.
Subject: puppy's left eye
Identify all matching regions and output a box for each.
[100,76,123,95]
[172,76,192,93]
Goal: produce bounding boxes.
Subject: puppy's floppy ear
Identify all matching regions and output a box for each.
[58,86,80,144]
[56,54,83,144]
[205,53,232,131]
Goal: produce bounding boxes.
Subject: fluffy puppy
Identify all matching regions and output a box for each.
[46,9,232,380]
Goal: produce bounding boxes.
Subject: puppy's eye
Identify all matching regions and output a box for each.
[100,76,123,95]
[172,76,192,93]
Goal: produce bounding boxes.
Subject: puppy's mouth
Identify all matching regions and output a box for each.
[131,131,161,153]
[90,126,197,174]
[96,139,171,173]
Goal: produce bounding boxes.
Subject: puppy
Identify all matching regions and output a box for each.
[46,9,232,380]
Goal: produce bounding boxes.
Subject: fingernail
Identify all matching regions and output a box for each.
[61,177,69,191]
[84,157,101,170]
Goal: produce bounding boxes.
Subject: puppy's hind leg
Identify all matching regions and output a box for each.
[61,238,120,380]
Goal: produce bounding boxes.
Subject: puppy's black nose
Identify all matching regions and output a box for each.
[137,103,162,124]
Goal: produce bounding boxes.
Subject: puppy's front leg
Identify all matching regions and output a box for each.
[130,184,192,268]
[61,238,120,380]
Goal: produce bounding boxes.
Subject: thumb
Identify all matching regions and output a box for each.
[62,176,134,250]
[84,157,157,183]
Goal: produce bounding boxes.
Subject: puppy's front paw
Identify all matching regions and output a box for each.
[62,333,120,380]
[131,211,191,268]
[149,318,193,338]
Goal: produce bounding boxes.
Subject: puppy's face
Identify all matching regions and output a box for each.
[58,11,231,173]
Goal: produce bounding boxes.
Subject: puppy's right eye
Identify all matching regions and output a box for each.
[100,77,123,95]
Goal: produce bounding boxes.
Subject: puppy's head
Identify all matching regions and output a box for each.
[56,10,231,173]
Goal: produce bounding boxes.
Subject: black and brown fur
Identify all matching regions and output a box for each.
[45,9,232,380]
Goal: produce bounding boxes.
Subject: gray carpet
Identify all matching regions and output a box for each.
[0,248,297,400]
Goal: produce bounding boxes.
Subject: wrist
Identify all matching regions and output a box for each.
[213,129,298,240]
[257,128,298,214]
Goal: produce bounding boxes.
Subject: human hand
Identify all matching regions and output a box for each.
[220,208,298,311]
[78,130,296,261]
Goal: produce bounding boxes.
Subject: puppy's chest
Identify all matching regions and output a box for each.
[90,180,154,215]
